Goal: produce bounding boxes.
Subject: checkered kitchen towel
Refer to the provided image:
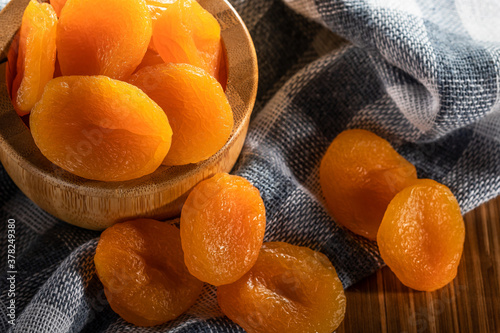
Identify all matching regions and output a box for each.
[2,0,500,331]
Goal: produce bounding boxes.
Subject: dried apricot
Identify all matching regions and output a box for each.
[218,242,346,333]
[30,76,172,182]
[180,173,266,286]
[152,0,221,78]
[129,63,233,166]
[377,179,465,291]
[50,0,66,17]
[9,0,57,116]
[134,49,165,73]
[94,219,204,326]
[56,0,152,80]
[320,129,417,240]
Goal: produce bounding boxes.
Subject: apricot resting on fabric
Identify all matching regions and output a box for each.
[9,0,57,116]
[320,129,417,240]
[56,0,152,80]
[218,242,346,333]
[153,0,221,78]
[94,219,204,326]
[180,173,266,286]
[30,76,172,182]
[129,63,233,165]
[377,179,465,291]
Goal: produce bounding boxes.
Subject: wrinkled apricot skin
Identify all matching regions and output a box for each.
[180,173,266,286]
[218,242,346,333]
[30,76,172,182]
[377,179,465,291]
[320,129,417,240]
[9,0,57,116]
[152,0,221,78]
[129,63,233,166]
[94,219,204,326]
[56,0,152,80]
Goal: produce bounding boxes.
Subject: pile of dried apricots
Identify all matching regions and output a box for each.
[95,173,347,332]
[7,0,232,181]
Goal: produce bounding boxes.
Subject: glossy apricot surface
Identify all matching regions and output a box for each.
[320,129,417,240]
[218,242,346,333]
[95,219,204,326]
[30,76,172,182]
[56,0,152,80]
[377,179,465,291]
[129,63,233,166]
[180,173,266,286]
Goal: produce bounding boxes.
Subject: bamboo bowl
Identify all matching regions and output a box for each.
[0,0,258,230]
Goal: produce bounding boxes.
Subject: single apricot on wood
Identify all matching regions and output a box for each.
[218,242,346,333]
[30,76,172,182]
[377,179,465,291]
[129,63,233,166]
[9,0,57,116]
[180,173,266,286]
[94,219,204,326]
[56,0,152,80]
[320,129,417,240]
[152,0,221,78]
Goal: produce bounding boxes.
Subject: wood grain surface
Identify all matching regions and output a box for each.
[336,195,500,333]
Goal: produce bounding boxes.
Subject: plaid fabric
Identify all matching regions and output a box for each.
[2,0,500,331]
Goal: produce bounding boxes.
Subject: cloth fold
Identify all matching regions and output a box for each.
[1,0,499,332]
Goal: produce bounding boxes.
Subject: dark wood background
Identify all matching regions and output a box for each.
[336,196,500,333]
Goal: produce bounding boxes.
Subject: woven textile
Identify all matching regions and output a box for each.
[2,0,500,331]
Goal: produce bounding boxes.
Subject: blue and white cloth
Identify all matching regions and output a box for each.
[1,0,500,331]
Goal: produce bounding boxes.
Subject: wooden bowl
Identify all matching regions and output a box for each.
[0,0,258,230]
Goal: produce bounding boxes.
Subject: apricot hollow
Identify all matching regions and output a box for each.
[56,0,152,80]
[180,173,266,286]
[94,219,204,326]
[30,76,172,182]
[320,129,417,240]
[377,179,465,291]
[9,0,57,116]
[152,0,221,78]
[129,63,233,166]
[50,0,66,16]
[218,242,346,333]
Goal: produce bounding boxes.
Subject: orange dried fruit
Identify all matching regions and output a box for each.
[218,242,346,333]
[320,129,417,240]
[30,76,172,182]
[8,0,57,116]
[133,49,165,73]
[152,0,221,78]
[56,0,152,80]
[180,173,266,286]
[94,219,204,326]
[129,63,233,166]
[377,179,465,291]
[50,0,66,17]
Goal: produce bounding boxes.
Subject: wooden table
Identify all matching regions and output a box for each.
[336,196,500,332]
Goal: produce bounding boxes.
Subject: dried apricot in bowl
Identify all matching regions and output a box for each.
[30,76,172,182]
[320,129,417,240]
[129,63,233,166]
[180,173,266,286]
[218,242,346,333]
[152,0,221,78]
[9,0,57,116]
[56,0,152,80]
[94,219,204,326]
[377,179,465,291]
